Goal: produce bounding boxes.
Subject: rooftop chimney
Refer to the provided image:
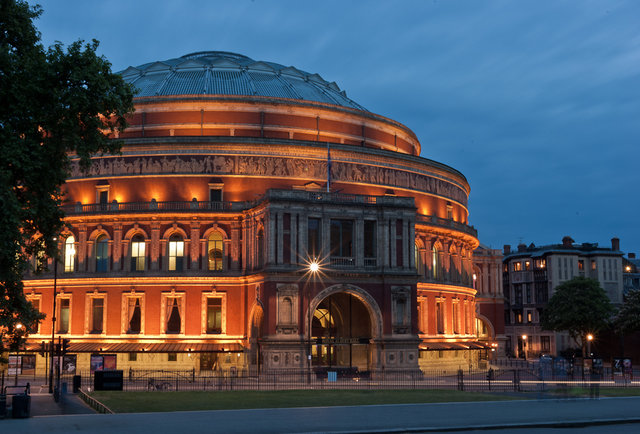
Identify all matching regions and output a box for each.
[629,253,636,259]
[517,243,527,252]
[503,244,511,255]
[612,237,620,251]
[562,236,574,248]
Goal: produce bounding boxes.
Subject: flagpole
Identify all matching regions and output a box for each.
[327,142,331,193]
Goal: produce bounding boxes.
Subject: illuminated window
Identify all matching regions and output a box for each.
[513,262,522,272]
[58,298,70,333]
[578,259,584,271]
[535,259,546,269]
[208,232,223,271]
[415,242,424,275]
[432,246,440,280]
[131,235,145,271]
[525,261,531,270]
[168,234,184,271]
[95,235,108,272]
[591,260,597,270]
[446,202,453,219]
[64,236,76,272]
[206,298,222,334]
[526,311,533,323]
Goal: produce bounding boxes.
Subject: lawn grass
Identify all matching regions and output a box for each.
[90,389,519,413]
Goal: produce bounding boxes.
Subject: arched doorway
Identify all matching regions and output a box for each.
[310,290,375,371]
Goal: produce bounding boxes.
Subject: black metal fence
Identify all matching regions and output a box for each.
[53,366,639,394]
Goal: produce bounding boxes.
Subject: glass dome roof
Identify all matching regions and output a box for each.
[119,51,366,111]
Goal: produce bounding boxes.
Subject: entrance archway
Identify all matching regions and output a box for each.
[308,285,382,371]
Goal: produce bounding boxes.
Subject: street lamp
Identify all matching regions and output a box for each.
[14,323,24,386]
[49,237,58,394]
[521,334,527,360]
[587,334,594,357]
[307,259,321,383]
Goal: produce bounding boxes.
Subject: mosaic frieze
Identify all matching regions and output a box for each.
[70,155,467,205]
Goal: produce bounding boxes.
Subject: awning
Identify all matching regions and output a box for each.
[24,341,244,353]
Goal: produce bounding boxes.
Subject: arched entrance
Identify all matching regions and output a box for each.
[309,285,381,371]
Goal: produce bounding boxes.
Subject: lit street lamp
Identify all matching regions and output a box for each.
[14,323,24,386]
[521,334,527,360]
[307,259,320,383]
[587,333,594,358]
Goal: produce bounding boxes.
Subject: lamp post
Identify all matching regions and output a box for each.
[587,333,594,358]
[307,260,320,383]
[48,237,58,394]
[14,323,24,386]
[521,334,527,360]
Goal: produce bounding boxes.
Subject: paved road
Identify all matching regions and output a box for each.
[3,396,640,433]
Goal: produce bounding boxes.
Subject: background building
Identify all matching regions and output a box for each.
[20,51,481,376]
[502,236,623,358]
[623,253,640,296]
[473,244,505,359]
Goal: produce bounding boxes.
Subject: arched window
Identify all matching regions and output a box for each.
[64,235,76,273]
[168,234,184,271]
[208,232,224,271]
[95,235,108,272]
[131,235,145,271]
[256,229,264,268]
[415,242,424,276]
[432,245,440,280]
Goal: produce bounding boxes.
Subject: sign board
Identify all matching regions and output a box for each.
[94,370,124,391]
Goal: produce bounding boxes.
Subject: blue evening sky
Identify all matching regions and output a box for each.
[31,0,640,254]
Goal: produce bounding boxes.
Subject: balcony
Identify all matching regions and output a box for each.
[415,215,477,238]
[62,199,253,216]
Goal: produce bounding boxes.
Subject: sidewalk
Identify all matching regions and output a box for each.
[3,381,95,418]
[2,396,640,433]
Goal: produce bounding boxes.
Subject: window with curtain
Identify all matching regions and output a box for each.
[64,236,75,272]
[58,298,70,333]
[127,298,141,334]
[208,232,223,271]
[168,234,184,271]
[131,235,145,271]
[166,297,182,333]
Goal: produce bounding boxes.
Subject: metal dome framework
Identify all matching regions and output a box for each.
[119,51,367,111]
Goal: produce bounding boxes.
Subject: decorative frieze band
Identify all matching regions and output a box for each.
[70,155,467,205]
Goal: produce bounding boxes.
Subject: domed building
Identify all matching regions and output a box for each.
[21,51,481,376]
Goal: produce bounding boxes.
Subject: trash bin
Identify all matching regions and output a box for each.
[12,394,31,419]
[0,394,6,419]
[73,375,82,393]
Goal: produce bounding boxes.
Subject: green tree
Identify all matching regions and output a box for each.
[615,289,640,333]
[541,276,615,356]
[0,0,134,360]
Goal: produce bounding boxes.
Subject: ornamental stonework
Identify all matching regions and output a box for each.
[70,154,467,205]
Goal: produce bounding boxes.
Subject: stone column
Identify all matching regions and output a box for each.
[113,223,123,271]
[190,221,200,270]
[150,222,161,271]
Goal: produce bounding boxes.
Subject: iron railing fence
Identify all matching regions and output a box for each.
[49,366,639,394]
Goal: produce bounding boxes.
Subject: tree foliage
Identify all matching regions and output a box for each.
[615,289,640,334]
[541,276,615,355]
[0,0,134,358]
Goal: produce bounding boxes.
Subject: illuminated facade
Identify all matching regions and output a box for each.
[473,245,506,359]
[21,51,481,374]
